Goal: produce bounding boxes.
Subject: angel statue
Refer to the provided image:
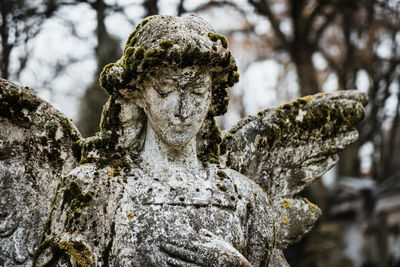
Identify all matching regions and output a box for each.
[0,15,367,267]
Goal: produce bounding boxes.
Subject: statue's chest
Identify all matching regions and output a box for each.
[118,170,250,238]
[111,169,273,265]
[124,168,243,210]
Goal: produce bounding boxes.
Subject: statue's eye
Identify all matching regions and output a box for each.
[192,85,207,95]
[154,86,174,97]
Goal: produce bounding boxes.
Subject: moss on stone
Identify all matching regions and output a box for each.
[207,32,228,48]
[59,240,94,266]
[59,118,79,141]
[274,93,355,140]
[126,212,135,220]
[217,170,229,180]
[135,46,145,60]
[72,141,83,162]
[225,132,233,139]
[303,197,319,213]
[42,122,66,168]
[254,135,268,149]
[281,199,291,209]
[61,182,93,231]
[78,95,132,169]
[228,71,240,87]
[159,39,174,50]
[216,183,227,192]
[108,165,122,178]
[99,63,117,95]
[198,114,222,164]
[0,86,41,126]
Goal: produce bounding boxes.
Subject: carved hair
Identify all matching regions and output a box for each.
[81,15,239,165]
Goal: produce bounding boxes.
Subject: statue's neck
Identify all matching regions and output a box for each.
[140,124,201,173]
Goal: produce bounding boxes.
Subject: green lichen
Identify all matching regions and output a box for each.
[225,132,233,139]
[135,46,145,60]
[228,71,240,87]
[303,197,319,213]
[0,85,41,126]
[108,165,122,178]
[216,170,229,180]
[42,122,64,167]
[272,92,355,147]
[59,117,79,141]
[254,135,268,149]
[281,199,291,209]
[59,241,94,266]
[99,63,117,95]
[216,183,227,192]
[159,39,174,50]
[79,95,130,169]
[72,140,83,162]
[62,182,93,231]
[208,32,228,48]
[126,212,135,220]
[197,114,222,164]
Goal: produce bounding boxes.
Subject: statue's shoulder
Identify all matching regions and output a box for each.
[208,164,271,205]
[210,165,263,190]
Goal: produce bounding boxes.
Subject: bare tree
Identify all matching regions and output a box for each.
[0,0,62,80]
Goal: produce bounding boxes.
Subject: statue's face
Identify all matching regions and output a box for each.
[139,67,212,150]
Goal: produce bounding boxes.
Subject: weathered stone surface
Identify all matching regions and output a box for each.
[0,78,81,266]
[0,15,367,267]
[223,91,368,198]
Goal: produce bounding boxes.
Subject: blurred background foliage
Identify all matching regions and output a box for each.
[1,0,399,266]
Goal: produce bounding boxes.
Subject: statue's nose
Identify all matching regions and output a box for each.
[177,91,190,120]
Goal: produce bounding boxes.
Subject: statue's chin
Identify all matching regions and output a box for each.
[162,133,194,151]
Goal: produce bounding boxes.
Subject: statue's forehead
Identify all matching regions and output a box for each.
[146,67,211,85]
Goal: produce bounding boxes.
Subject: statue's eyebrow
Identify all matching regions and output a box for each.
[184,73,203,85]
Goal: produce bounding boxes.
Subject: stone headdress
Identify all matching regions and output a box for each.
[81,15,239,166]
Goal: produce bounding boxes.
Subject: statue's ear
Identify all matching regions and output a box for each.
[119,87,144,108]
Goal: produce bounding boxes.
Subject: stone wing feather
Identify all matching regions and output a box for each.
[222,90,368,199]
[0,78,82,266]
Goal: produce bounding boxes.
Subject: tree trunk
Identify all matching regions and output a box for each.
[290,46,320,96]
[143,0,159,17]
[76,0,121,137]
[0,0,10,79]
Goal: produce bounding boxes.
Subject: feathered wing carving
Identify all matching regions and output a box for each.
[222,90,368,249]
[0,78,82,266]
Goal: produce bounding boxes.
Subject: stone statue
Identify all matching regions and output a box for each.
[0,15,367,266]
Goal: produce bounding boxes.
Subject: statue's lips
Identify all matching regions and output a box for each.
[170,122,192,131]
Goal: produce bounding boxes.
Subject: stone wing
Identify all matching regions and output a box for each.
[222,90,367,199]
[222,90,367,251]
[0,78,82,266]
